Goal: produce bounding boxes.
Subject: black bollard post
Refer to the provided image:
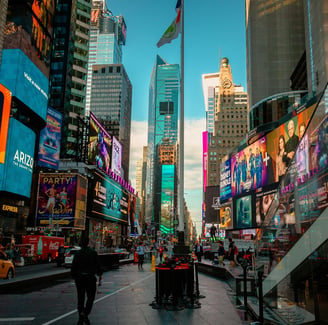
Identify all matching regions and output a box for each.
[194,262,205,299]
[258,269,264,324]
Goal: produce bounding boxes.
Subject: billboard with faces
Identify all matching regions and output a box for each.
[87,112,112,174]
[255,187,277,227]
[266,104,315,184]
[231,136,272,196]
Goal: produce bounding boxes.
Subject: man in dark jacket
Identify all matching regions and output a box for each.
[71,236,103,325]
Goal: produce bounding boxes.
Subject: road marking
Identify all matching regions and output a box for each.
[42,273,153,325]
[0,318,35,322]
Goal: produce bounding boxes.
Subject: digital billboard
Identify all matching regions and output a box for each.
[0,84,11,164]
[218,202,233,230]
[266,104,315,183]
[111,136,122,176]
[0,118,36,198]
[88,112,112,174]
[234,195,254,229]
[74,175,88,230]
[204,185,220,223]
[0,49,48,121]
[255,187,277,227]
[203,131,208,193]
[231,136,272,196]
[160,165,175,234]
[220,156,232,201]
[36,173,77,227]
[89,171,128,223]
[204,223,225,238]
[38,107,62,169]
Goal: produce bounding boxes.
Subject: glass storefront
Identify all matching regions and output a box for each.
[256,85,328,323]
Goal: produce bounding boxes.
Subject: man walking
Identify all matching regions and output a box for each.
[71,236,103,325]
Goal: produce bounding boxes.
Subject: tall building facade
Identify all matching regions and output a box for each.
[146,55,179,234]
[202,72,219,136]
[86,0,126,114]
[206,58,248,187]
[89,63,132,179]
[246,0,305,107]
[48,0,92,158]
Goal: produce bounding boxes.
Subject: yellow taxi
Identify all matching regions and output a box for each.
[0,250,15,279]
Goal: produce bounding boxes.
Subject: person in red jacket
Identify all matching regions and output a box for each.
[159,245,164,263]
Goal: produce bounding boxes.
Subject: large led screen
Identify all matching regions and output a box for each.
[234,195,254,229]
[89,172,128,223]
[218,202,233,230]
[160,165,175,234]
[267,105,315,184]
[231,136,272,196]
[204,185,220,223]
[74,175,88,230]
[38,107,62,169]
[255,187,277,227]
[0,84,11,164]
[88,112,112,174]
[111,136,122,176]
[0,118,36,198]
[0,49,48,121]
[36,173,77,227]
[220,156,232,201]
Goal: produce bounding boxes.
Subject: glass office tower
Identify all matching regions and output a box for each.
[146,55,179,231]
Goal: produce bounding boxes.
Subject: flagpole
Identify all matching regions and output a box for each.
[178,0,184,238]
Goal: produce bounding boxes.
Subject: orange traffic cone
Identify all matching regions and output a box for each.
[134,251,139,263]
[151,254,156,272]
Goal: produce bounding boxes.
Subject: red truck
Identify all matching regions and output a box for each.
[22,235,65,263]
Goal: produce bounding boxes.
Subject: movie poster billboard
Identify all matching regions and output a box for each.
[111,136,122,176]
[218,202,233,230]
[267,104,315,184]
[36,173,77,227]
[38,107,62,169]
[234,194,254,229]
[88,112,112,174]
[0,119,36,198]
[220,156,232,201]
[89,171,128,223]
[0,84,11,164]
[74,175,87,230]
[231,136,271,196]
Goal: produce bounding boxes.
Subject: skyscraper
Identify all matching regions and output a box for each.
[246,0,305,107]
[90,63,132,179]
[146,55,179,232]
[202,72,219,136]
[48,0,92,159]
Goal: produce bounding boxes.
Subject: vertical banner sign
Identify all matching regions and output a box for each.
[203,131,208,193]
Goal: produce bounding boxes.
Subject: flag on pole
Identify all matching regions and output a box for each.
[157,1,182,48]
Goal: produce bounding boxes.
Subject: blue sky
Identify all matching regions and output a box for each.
[107,0,246,233]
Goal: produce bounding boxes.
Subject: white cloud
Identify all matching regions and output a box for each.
[129,118,205,233]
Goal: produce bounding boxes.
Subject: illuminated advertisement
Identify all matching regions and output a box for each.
[220,156,232,201]
[74,175,88,230]
[6,0,54,75]
[0,84,11,164]
[255,187,277,227]
[0,119,36,198]
[111,136,122,176]
[0,49,48,121]
[204,223,221,238]
[234,195,254,229]
[308,115,328,175]
[203,131,208,193]
[160,165,175,234]
[88,112,112,174]
[204,185,219,223]
[36,173,77,227]
[89,171,128,223]
[38,107,62,169]
[231,136,271,196]
[266,104,315,183]
[219,202,233,230]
